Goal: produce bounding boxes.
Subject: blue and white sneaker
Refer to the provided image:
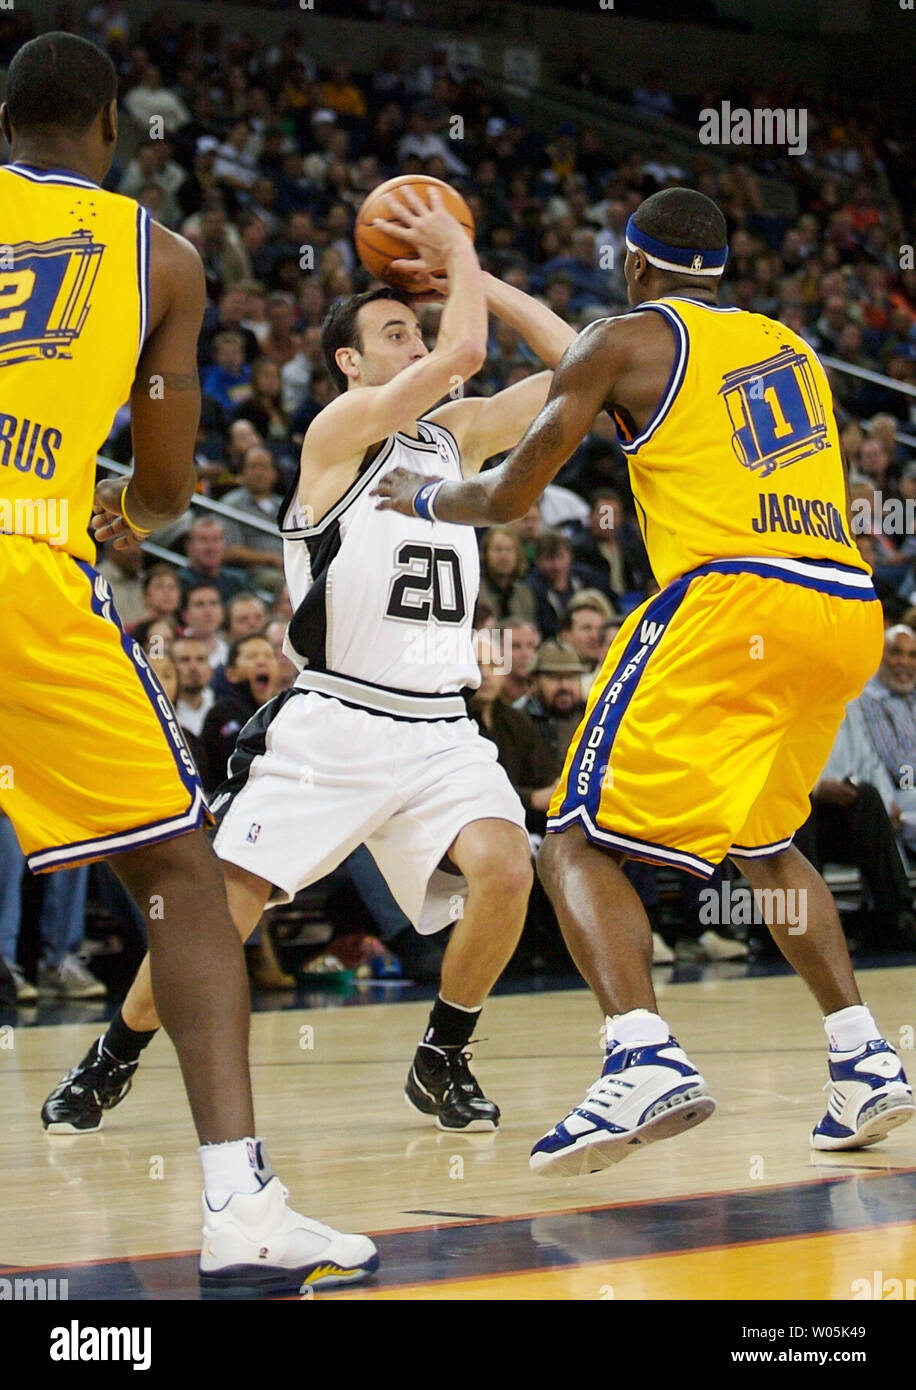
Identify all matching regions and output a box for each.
[811,1039,915,1151]
[530,1037,715,1177]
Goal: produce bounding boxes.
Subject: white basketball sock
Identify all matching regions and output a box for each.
[200,1137,275,1210]
[824,1005,881,1053]
[609,1008,671,1047]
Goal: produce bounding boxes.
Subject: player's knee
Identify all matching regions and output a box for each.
[461,832,532,904]
[536,828,575,894]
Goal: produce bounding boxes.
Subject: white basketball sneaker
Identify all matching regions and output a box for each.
[530,1036,715,1177]
[199,1176,379,1296]
[811,1039,915,1151]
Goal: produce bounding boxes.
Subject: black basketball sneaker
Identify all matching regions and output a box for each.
[41,1038,137,1134]
[405,1043,499,1131]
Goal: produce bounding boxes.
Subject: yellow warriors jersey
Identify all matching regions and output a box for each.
[613,296,865,588]
[0,163,149,564]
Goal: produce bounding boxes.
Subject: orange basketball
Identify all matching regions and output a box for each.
[354,175,475,292]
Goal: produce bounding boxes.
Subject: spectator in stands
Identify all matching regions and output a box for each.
[397,106,467,177]
[231,358,292,449]
[0,813,101,1001]
[858,625,916,852]
[522,640,588,769]
[478,526,538,625]
[188,205,251,300]
[214,118,260,194]
[96,540,146,628]
[178,517,250,604]
[201,330,253,414]
[180,581,228,671]
[199,633,280,792]
[538,228,612,315]
[512,499,542,567]
[226,593,269,641]
[526,529,587,639]
[558,590,616,700]
[123,62,189,134]
[199,285,262,367]
[132,563,183,632]
[172,634,216,738]
[321,62,368,120]
[569,487,648,612]
[467,643,558,837]
[497,618,541,706]
[218,446,285,593]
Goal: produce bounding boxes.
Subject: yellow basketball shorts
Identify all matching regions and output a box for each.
[548,556,883,877]
[0,536,208,872]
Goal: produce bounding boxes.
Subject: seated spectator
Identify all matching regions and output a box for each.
[96,541,146,628]
[231,358,293,453]
[512,499,542,567]
[526,529,589,639]
[133,614,179,657]
[186,205,252,302]
[568,487,649,612]
[558,590,616,700]
[226,592,270,641]
[794,777,915,952]
[130,563,183,633]
[199,633,280,792]
[320,62,368,120]
[219,446,285,594]
[123,62,189,134]
[172,635,217,737]
[177,517,250,605]
[478,526,538,625]
[0,813,101,1002]
[180,581,228,670]
[859,624,916,851]
[537,228,612,315]
[199,285,262,368]
[497,618,541,706]
[214,118,259,194]
[521,640,588,769]
[467,646,558,837]
[201,330,253,414]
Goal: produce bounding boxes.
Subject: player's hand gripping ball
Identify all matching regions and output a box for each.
[354,175,475,294]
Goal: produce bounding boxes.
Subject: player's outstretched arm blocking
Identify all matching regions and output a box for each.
[374,318,623,524]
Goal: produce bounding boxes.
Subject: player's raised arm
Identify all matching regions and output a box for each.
[93,224,206,545]
[305,188,487,463]
[375,316,624,524]
[430,271,578,474]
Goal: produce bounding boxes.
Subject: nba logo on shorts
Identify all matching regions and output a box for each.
[692,254,703,270]
[246,822,261,843]
[437,438,450,464]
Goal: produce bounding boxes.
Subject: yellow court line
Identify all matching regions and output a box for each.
[330,1222,916,1300]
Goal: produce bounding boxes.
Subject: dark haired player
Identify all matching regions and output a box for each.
[375,187,914,1175]
[42,189,577,1136]
[1,31,376,1292]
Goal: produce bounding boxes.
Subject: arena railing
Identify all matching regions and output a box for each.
[96,456,281,601]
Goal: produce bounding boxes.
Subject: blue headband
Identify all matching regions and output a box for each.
[625,214,728,276]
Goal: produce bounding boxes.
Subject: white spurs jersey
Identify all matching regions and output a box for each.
[279,420,481,694]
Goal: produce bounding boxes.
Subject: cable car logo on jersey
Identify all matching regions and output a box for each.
[719,345,828,479]
[0,230,104,368]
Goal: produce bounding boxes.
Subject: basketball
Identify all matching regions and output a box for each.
[354,175,475,292]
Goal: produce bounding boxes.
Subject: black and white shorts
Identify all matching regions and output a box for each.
[210,670,527,934]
